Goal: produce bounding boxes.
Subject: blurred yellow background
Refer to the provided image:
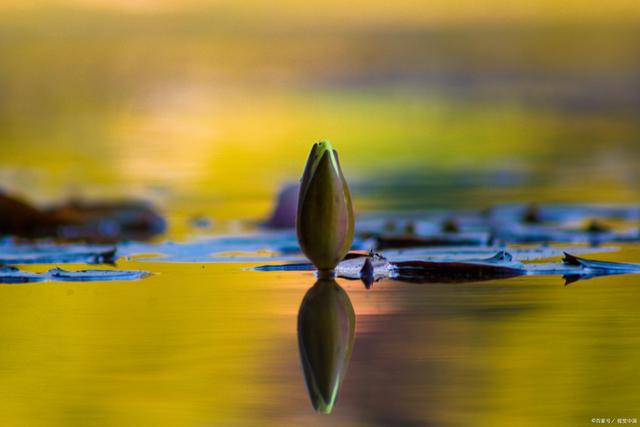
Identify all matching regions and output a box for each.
[1,0,639,221]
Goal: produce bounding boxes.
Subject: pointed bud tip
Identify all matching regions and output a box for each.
[310,141,338,170]
[315,140,334,153]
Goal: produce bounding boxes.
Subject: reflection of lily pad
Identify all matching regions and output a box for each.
[0,266,44,284]
[0,266,150,284]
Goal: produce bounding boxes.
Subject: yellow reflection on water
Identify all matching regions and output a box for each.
[2,251,640,426]
[0,262,306,426]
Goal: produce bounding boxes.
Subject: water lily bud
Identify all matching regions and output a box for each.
[297,277,355,414]
[296,141,355,271]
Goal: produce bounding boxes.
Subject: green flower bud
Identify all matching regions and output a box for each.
[297,277,356,414]
[296,141,355,271]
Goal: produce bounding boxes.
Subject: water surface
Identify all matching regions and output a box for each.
[1,243,639,426]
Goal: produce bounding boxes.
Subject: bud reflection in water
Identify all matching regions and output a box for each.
[297,276,356,414]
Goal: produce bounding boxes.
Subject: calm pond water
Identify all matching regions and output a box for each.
[1,241,638,426]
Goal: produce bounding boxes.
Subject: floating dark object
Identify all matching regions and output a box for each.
[253,251,370,272]
[334,250,524,285]
[253,263,313,272]
[48,267,149,281]
[522,204,542,224]
[492,203,640,224]
[0,243,116,265]
[392,262,523,283]
[562,252,640,273]
[359,256,375,289]
[335,252,390,283]
[378,245,615,263]
[0,265,150,284]
[402,221,416,235]
[47,199,166,242]
[441,217,461,233]
[492,225,631,245]
[264,183,299,229]
[0,265,44,283]
[254,247,640,286]
[0,193,57,238]
[391,251,524,283]
[585,220,611,233]
[0,191,165,242]
[350,204,640,249]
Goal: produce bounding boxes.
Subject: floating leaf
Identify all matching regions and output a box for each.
[0,266,150,284]
[0,243,116,265]
[563,252,640,273]
[48,268,150,282]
